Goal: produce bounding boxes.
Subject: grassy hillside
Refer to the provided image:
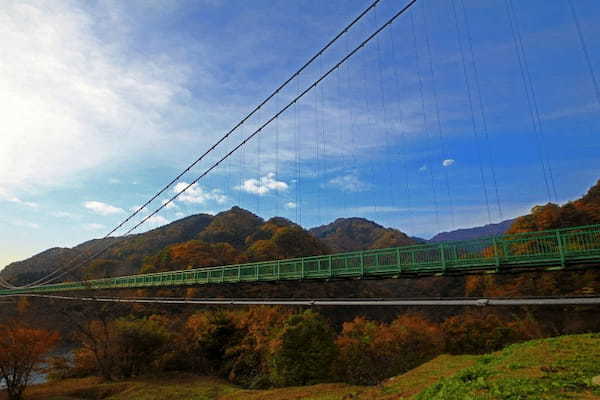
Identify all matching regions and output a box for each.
[17,334,600,400]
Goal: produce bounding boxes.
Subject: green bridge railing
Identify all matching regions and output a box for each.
[2,224,600,295]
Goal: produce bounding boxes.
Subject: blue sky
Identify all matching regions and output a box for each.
[1,0,600,269]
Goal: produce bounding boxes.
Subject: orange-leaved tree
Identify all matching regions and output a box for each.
[335,314,441,385]
[0,322,59,400]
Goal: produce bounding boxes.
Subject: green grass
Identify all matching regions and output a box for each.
[15,334,600,400]
[415,333,600,400]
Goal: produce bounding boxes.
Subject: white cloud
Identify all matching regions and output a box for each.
[109,178,121,184]
[174,182,228,204]
[0,1,189,195]
[84,201,124,216]
[285,201,297,209]
[328,174,371,192]
[84,223,105,231]
[419,165,428,172]
[147,215,169,226]
[161,199,177,209]
[236,173,289,195]
[442,159,455,167]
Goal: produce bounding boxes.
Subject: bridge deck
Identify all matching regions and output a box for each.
[2,224,599,295]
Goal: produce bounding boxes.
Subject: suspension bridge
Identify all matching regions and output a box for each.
[1,0,600,304]
[2,223,600,298]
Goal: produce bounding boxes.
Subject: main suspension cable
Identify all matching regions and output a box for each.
[12,0,396,289]
[34,0,420,287]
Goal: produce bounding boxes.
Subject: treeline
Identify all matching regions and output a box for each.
[135,215,329,276]
[508,179,600,233]
[48,307,547,387]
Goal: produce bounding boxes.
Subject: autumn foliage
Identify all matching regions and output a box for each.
[335,314,441,384]
[507,179,600,234]
[441,311,523,354]
[51,305,552,390]
[0,322,59,400]
[139,213,329,273]
[72,316,171,380]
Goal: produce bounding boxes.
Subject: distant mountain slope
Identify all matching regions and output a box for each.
[309,217,416,252]
[0,207,329,284]
[1,213,214,284]
[429,219,516,243]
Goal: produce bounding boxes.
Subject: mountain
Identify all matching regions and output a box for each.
[1,213,215,285]
[4,179,599,286]
[0,207,329,285]
[309,217,416,252]
[429,219,517,243]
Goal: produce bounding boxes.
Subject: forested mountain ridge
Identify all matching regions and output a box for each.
[2,207,419,284]
[309,217,417,252]
[2,180,599,285]
[1,214,214,284]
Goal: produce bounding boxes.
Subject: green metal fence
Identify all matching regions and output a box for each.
[2,224,600,296]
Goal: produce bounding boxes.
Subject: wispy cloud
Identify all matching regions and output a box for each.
[0,188,38,208]
[0,1,190,195]
[328,174,372,192]
[84,223,105,231]
[12,220,40,229]
[51,211,77,219]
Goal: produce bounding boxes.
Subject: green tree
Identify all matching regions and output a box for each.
[179,311,241,377]
[111,316,172,378]
[269,310,337,386]
[72,315,171,380]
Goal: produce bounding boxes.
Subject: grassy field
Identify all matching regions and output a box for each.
[10,334,600,400]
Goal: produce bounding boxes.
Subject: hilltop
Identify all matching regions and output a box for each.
[309,217,417,252]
